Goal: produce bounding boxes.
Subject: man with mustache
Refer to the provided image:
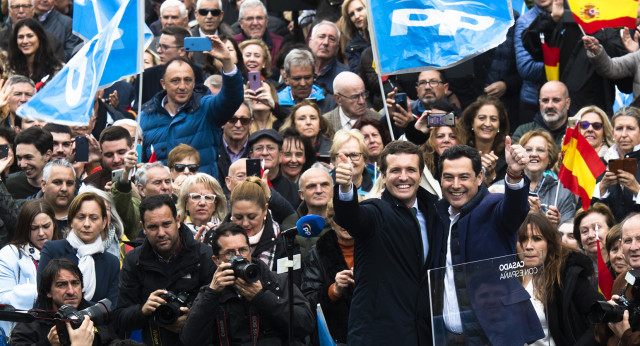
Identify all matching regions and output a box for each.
[512,80,571,148]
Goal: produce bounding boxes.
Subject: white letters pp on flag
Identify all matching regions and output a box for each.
[370,0,514,75]
[16,0,128,126]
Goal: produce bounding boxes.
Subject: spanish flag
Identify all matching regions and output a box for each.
[558,127,606,211]
[542,42,560,81]
[567,0,639,34]
[597,235,614,300]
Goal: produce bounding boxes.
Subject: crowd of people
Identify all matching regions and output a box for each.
[2,0,640,345]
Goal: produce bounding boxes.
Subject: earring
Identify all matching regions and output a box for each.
[264,216,267,222]
[471,127,474,131]
[497,129,500,133]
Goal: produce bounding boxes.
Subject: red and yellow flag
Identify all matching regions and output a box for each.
[542,42,560,81]
[597,237,614,300]
[558,127,607,211]
[567,0,639,34]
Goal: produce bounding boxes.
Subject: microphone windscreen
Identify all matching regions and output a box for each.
[296,214,325,238]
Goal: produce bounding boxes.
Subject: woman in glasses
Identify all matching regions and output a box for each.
[593,107,640,222]
[459,95,510,186]
[518,130,576,227]
[177,173,227,237]
[573,106,614,161]
[168,144,201,196]
[330,129,372,197]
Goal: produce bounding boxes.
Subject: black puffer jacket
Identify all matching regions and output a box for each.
[180,260,314,345]
[547,251,604,345]
[113,224,215,346]
[301,230,352,345]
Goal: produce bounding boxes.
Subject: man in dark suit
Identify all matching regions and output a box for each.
[333,140,439,345]
[190,0,234,66]
[431,140,544,345]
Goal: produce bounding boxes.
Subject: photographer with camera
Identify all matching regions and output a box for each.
[595,213,640,345]
[180,222,314,345]
[11,258,116,346]
[113,194,215,346]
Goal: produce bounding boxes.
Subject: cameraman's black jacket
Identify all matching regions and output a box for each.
[10,299,117,346]
[180,260,314,345]
[113,224,215,346]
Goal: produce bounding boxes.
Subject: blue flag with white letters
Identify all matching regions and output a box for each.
[16,0,128,125]
[369,0,514,75]
[73,0,150,86]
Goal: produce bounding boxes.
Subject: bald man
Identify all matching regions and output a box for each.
[322,71,381,132]
[512,80,572,148]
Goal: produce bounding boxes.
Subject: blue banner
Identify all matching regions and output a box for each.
[16,0,128,125]
[369,0,514,75]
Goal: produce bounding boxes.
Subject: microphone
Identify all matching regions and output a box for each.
[281,214,325,239]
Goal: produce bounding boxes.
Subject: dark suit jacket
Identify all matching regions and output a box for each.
[333,186,439,346]
[432,180,544,345]
[37,239,120,305]
[322,106,381,133]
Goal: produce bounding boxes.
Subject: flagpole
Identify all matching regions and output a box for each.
[553,175,561,207]
[134,0,145,149]
[365,0,395,141]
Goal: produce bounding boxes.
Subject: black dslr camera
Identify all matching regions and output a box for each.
[229,254,259,283]
[589,270,640,330]
[154,291,193,326]
[55,299,111,345]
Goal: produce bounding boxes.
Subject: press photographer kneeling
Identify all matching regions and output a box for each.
[595,213,640,345]
[11,258,117,346]
[180,222,314,346]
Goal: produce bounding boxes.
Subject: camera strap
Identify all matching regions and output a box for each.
[216,306,230,346]
[148,322,164,346]
[249,306,260,346]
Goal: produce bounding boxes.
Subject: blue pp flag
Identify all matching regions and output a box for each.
[317,304,336,346]
[369,0,514,75]
[74,0,150,86]
[16,0,128,126]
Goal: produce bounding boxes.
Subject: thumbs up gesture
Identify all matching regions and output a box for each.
[505,136,529,175]
[335,153,354,193]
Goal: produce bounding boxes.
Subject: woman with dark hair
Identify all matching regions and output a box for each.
[279,127,316,184]
[0,127,16,178]
[7,18,63,84]
[0,199,60,338]
[203,34,245,77]
[517,213,603,345]
[605,225,630,280]
[572,202,616,265]
[460,95,510,186]
[352,117,390,179]
[280,99,335,157]
[37,192,120,304]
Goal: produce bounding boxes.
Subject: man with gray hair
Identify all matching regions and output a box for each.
[323,71,381,131]
[0,75,36,132]
[112,156,173,240]
[233,0,284,61]
[150,0,190,36]
[190,0,234,66]
[309,20,348,94]
[276,48,336,118]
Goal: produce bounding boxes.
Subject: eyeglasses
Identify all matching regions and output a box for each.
[221,246,251,260]
[197,8,222,16]
[156,43,182,51]
[578,121,603,131]
[228,116,251,125]
[341,152,363,161]
[10,4,31,10]
[337,91,369,102]
[188,193,216,203]
[416,80,444,88]
[173,164,200,172]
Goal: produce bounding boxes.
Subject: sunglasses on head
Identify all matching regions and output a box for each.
[228,116,251,125]
[173,164,200,172]
[578,121,603,131]
[197,8,222,16]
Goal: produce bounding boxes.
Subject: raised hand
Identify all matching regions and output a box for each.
[621,27,639,53]
[335,153,354,193]
[206,35,233,72]
[582,35,601,55]
[505,136,528,181]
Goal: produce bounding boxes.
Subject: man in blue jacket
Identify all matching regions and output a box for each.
[140,35,243,179]
[431,140,544,345]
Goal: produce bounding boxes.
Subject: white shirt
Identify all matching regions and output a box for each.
[339,107,359,130]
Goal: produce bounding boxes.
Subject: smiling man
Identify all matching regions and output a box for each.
[140,35,243,179]
[512,81,571,148]
[6,126,52,199]
[431,141,543,344]
[333,140,439,345]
